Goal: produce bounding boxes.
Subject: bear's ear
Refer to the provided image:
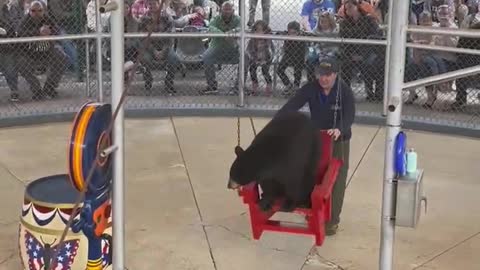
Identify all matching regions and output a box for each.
[234,146,244,157]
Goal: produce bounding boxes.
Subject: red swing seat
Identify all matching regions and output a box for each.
[237,130,344,246]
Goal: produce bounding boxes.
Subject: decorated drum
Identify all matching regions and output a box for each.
[18,174,112,270]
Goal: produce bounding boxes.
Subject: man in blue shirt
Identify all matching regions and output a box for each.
[301,0,336,31]
[276,58,355,235]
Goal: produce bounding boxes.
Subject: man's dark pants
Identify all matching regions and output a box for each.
[328,139,350,226]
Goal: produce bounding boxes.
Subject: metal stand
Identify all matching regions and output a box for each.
[379,0,410,269]
[109,0,125,269]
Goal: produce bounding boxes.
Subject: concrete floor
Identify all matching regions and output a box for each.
[0,117,479,270]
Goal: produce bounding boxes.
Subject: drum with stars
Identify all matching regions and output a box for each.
[18,174,112,270]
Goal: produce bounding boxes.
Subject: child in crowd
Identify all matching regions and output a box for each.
[277,21,308,97]
[306,11,339,82]
[246,20,275,95]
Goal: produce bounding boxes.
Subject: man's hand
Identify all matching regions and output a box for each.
[0,28,6,36]
[327,129,341,141]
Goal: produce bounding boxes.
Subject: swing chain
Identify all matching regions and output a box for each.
[250,117,257,137]
[334,57,345,162]
[236,116,257,147]
[237,116,241,146]
[333,81,340,130]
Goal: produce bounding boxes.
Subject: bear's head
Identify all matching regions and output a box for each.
[227,145,255,190]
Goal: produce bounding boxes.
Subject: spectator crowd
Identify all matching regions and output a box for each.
[0,0,478,110]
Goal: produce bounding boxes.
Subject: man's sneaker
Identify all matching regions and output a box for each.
[325,224,338,236]
[10,93,19,102]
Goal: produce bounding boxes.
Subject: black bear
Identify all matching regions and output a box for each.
[227,111,321,212]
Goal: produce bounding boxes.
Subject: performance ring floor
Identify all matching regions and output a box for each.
[0,117,479,270]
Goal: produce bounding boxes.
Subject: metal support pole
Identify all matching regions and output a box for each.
[238,0,246,107]
[382,0,394,117]
[95,0,104,102]
[110,0,125,269]
[379,0,409,269]
[85,37,91,97]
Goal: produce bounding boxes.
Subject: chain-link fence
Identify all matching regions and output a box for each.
[0,0,479,133]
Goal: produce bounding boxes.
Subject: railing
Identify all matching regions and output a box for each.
[0,2,479,138]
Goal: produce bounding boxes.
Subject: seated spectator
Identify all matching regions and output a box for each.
[460,0,480,26]
[131,0,149,22]
[124,2,139,32]
[188,5,208,27]
[404,11,439,108]
[200,1,240,95]
[246,20,274,95]
[86,0,111,32]
[365,0,388,23]
[0,1,19,102]
[194,0,220,20]
[135,15,180,95]
[408,5,458,108]
[411,0,429,24]
[16,0,67,100]
[454,0,469,25]
[276,21,308,96]
[300,0,336,32]
[339,0,385,102]
[48,0,82,80]
[431,5,458,89]
[466,0,479,14]
[430,0,455,22]
[165,0,201,28]
[453,4,480,109]
[7,0,28,31]
[337,0,380,22]
[306,11,339,82]
[145,0,161,18]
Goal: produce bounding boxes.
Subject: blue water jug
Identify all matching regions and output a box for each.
[395,131,407,177]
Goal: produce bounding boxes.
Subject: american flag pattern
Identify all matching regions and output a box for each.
[24,230,80,270]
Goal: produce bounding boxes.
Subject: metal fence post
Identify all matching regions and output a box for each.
[95,0,104,102]
[85,37,91,98]
[379,0,410,269]
[382,0,394,117]
[110,0,125,269]
[238,0,246,107]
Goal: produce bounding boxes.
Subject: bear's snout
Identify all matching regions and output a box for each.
[227,179,240,190]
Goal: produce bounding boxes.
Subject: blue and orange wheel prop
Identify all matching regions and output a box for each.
[68,102,113,194]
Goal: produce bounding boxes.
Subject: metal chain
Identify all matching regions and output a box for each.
[237,116,241,146]
[334,59,345,162]
[48,1,166,269]
[249,117,257,137]
[333,79,340,130]
[236,116,257,147]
